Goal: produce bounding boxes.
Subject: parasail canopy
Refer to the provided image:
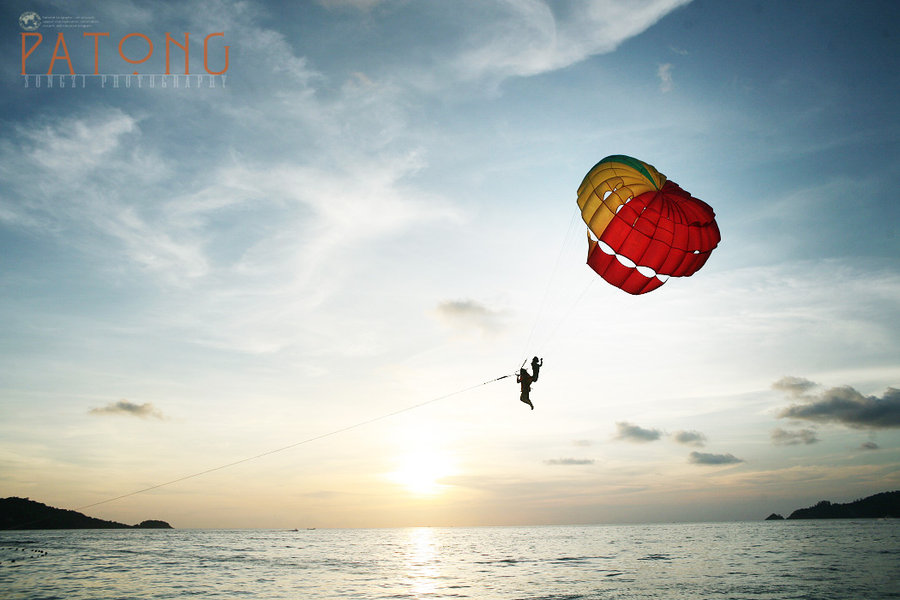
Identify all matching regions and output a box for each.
[576,154,720,295]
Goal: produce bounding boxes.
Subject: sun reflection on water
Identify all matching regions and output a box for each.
[404,527,440,597]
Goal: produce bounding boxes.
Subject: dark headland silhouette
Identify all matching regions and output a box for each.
[765,490,899,521]
[1,497,172,530]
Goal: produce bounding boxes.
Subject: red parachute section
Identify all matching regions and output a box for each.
[578,155,721,295]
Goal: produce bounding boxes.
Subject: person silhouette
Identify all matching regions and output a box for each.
[517,367,534,410]
[530,356,543,382]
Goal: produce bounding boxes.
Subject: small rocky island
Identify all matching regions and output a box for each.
[767,490,899,520]
[0,497,172,530]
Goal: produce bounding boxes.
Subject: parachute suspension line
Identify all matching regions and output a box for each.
[74,374,511,513]
[517,207,581,368]
[534,276,596,354]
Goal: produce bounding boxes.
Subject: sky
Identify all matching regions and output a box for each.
[1,0,898,529]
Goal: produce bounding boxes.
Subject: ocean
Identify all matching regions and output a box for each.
[1,520,898,599]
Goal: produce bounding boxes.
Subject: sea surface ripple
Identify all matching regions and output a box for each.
[1,520,898,599]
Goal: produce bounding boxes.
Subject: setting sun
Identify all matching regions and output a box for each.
[388,450,456,496]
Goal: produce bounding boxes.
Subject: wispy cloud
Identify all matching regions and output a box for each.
[22,110,138,176]
[0,108,205,283]
[670,263,900,388]
[451,0,692,82]
[1,32,456,355]
[688,452,743,465]
[544,458,595,466]
[317,0,384,10]
[434,299,508,336]
[771,427,819,446]
[614,422,662,443]
[672,430,706,447]
[89,400,165,419]
[777,385,900,429]
[657,63,674,92]
[860,441,880,451]
[718,463,897,491]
